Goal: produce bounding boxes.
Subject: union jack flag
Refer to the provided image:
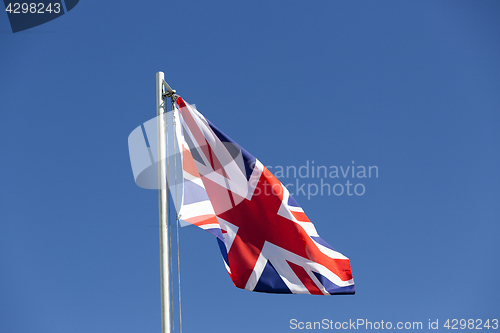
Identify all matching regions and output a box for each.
[172,97,354,295]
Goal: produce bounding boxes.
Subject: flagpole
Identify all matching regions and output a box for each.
[157,71,171,333]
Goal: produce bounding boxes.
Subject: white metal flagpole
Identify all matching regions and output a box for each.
[157,71,171,333]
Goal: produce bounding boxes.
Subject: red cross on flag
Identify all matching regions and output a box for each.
[173,97,354,295]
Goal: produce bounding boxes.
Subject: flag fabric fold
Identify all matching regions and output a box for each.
[172,96,354,295]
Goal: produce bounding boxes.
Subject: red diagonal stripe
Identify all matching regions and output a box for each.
[287,261,323,295]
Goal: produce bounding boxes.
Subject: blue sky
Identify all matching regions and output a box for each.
[1,1,499,332]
